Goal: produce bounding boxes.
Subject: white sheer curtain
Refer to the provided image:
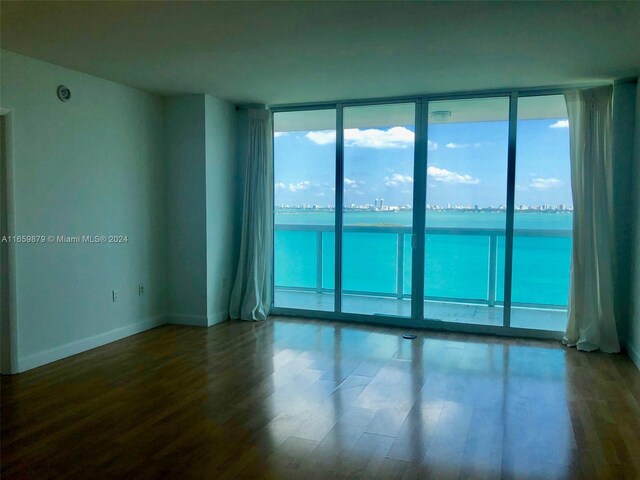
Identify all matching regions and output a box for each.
[563,85,620,353]
[229,109,273,321]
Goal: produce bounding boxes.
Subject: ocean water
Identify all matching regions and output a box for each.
[275,210,572,307]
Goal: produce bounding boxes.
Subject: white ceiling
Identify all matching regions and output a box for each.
[2,1,639,106]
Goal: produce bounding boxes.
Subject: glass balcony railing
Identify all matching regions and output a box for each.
[274,224,572,310]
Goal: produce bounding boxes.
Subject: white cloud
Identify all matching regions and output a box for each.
[529,177,563,190]
[275,182,286,191]
[428,140,438,151]
[343,177,364,188]
[273,131,287,137]
[345,127,414,149]
[288,180,311,193]
[392,174,413,183]
[384,173,413,187]
[427,166,480,185]
[305,130,336,145]
[445,142,482,149]
[306,126,422,149]
[549,119,569,129]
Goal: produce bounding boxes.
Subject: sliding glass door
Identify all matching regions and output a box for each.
[341,103,416,316]
[271,90,572,336]
[424,97,510,326]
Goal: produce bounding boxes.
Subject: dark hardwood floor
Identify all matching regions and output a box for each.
[2,316,640,479]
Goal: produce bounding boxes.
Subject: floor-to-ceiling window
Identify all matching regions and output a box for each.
[341,103,415,316]
[424,97,510,326]
[273,109,336,311]
[271,90,573,337]
[511,95,571,331]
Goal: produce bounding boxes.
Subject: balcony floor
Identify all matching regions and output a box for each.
[274,289,567,332]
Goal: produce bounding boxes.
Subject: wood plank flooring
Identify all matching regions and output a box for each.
[2,316,640,479]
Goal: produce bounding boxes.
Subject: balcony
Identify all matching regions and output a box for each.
[274,224,570,332]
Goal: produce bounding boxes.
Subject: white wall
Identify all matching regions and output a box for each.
[164,95,208,324]
[628,79,640,369]
[163,94,239,327]
[613,81,638,345]
[205,96,239,324]
[0,50,167,372]
[0,53,241,371]
[0,113,14,372]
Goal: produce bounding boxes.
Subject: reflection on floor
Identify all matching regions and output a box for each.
[275,289,567,331]
[3,317,638,479]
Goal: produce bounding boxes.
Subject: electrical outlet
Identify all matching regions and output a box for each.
[139,284,144,296]
[112,290,119,303]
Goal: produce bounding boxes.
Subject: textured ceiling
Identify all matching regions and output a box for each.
[2,1,639,105]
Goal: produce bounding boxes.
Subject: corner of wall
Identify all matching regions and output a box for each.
[625,76,640,370]
[203,96,240,327]
[627,342,640,371]
[208,310,229,327]
[164,314,209,327]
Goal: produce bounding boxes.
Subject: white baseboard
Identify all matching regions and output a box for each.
[165,311,229,327]
[165,313,210,327]
[208,309,229,326]
[625,340,640,371]
[16,315,165,373]
[13,311,230,373]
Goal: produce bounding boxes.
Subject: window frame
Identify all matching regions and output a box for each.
[270,86,589,340]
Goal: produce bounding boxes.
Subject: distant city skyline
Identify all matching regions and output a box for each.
[275,203,573,212]
[274,117,572,209]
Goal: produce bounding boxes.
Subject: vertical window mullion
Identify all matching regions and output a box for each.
[334,106,344,313]
[411,99,427,320]
[503,92,519,328]
[270,110,276,309]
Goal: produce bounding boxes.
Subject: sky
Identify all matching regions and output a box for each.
[274,117,572,209]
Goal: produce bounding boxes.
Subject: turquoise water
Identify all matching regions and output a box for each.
[275,210,572,307]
